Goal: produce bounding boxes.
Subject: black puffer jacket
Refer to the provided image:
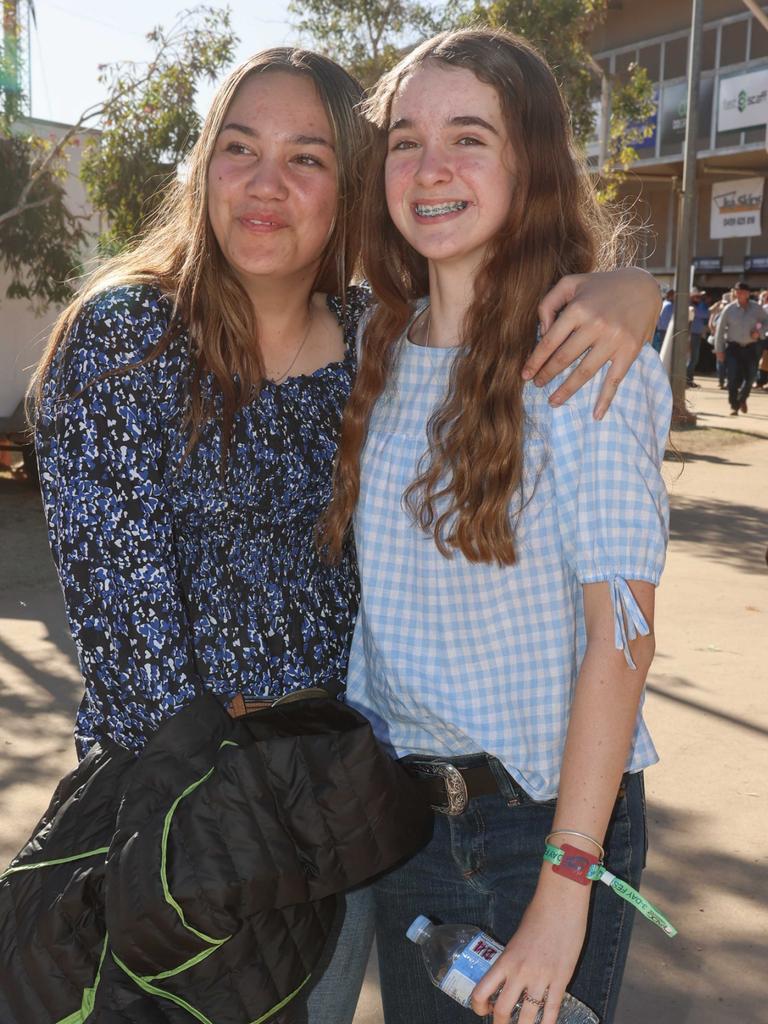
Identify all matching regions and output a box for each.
[0,692,432,1023]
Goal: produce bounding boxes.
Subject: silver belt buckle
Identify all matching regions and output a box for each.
[419,761,468,816]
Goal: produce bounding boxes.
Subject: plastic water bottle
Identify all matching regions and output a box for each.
[406,916,599,1023]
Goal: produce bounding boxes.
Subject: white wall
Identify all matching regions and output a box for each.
[0,119,101,420]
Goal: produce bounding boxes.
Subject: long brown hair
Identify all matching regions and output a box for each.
[320,28,621,565]
[32,48,369,467]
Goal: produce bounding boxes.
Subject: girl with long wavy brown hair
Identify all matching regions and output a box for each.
[30,38,661,1024]
[322,29,672,1024]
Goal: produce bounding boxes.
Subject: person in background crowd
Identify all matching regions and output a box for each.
[756,289,768,389]
[759,354,768,390]
[709,290,733,389]
[714,281,765,415]
[687,289,709,388]
[653,287,674,352]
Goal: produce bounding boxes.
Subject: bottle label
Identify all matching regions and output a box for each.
[439,931,503,1008]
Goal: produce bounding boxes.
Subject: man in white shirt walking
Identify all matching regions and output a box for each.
[714,281,765,415]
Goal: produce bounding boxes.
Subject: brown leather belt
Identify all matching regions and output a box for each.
[227,694,273,718]
[227,688,330,719]
[404,756,629,816]
[403,758,499,816]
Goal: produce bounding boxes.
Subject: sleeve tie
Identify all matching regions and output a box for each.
[610,576,651,670]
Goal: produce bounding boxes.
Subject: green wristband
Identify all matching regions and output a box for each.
[543,843,677,938]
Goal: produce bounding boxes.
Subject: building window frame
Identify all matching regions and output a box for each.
[594,9,768,165]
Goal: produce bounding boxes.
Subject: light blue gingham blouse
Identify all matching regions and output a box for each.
[346,309,673,800]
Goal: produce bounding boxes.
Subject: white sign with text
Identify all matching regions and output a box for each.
[717,68,768,133]
[710,177,764,238]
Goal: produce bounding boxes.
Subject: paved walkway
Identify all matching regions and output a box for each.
[681,373,768,438]
[0,374,766,1023]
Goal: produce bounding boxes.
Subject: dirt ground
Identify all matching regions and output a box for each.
[1,377,766,1023]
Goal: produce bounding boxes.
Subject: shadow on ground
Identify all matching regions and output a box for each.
[646,677,768,739]
[617,802,766,1024]
[668,495,767,577]
[0,475,53,592]
[0,584,81,864]
[617,652,766,1023]
[664,449,750,467]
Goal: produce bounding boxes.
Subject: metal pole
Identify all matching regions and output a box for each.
[599,72,610,170]
[2,0,21,116]
[26,1,31,113]
[588,56,611,171]
[670,0,704,425]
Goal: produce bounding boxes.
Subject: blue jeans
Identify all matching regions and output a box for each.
[756,339,767,386]
[717,352,727,385]
[687,332,702,381]
[372,760,647,1024]
[298,886,375,1024]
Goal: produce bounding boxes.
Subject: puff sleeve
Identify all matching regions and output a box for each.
[549,347,673,668]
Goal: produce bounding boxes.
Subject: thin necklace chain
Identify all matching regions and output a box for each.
[411,304,432,348]
[417,305,444,377]
[269,307,314,384]
[421,306,459,350]
[425,310,432,348]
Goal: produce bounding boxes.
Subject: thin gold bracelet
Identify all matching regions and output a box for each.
[545,830,605,861]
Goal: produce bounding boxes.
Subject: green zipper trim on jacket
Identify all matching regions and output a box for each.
[55,1009,85,1024]
[248,974,311,1024]
[145,940,223,981]
[115,951,311,1024]
[53,933,109,1024]
[0,846,110,882]
[159,740,240,949]
[113,953,217,1024]
[119,735,311,1022]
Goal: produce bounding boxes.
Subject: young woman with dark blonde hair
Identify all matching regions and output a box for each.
[322,29,672,1024]
[35,42,660,1024]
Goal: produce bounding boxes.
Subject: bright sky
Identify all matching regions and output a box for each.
[27,0,298,126]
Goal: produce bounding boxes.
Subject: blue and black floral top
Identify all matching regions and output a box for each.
[36,284,365,757]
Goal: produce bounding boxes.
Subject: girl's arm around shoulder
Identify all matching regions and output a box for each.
[527,267,663,419]
[544,345,672,472]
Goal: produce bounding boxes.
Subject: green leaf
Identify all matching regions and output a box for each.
[82,5,238,247]
[0,5,238,305]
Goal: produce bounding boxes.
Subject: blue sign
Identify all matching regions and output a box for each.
[631,88,659,150]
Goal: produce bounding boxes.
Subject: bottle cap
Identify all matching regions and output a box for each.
[406,915,433,944]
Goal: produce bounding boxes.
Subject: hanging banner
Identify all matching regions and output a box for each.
[659,78,714,155]
[710,177,764,238]
[717,67,768,133]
